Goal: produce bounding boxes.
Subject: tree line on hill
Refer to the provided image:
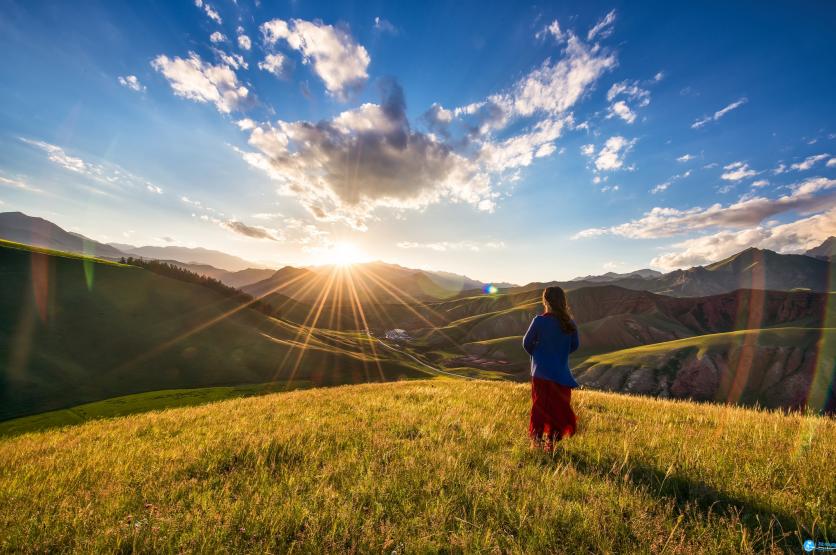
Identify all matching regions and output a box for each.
[119,257,277,317]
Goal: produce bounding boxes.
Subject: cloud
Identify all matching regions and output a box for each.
[691,97,747,129]
[574,176,836,239]
[117,75,145,92]
[650,208,836,270]
[591,136,636,171]
[0,175,42,193]
[151,52,249,113]
[194,0,221,24]
[608,100,635,123]
[209,31,226,43]
[237,34,251,50]
[751,179,769,188]
[536,19,564,41]
[677,154,695,162]
[587,10,616,41]
[790,153,829,171]
[20,138,93,174]
[721,161,757,181]
[238,79,493,229]
[221,220,279,240]
[258,53,287,77]
[373,16,398,35]
[397,240,504,252]
[260,18,370,98]
[828,158,836,168]
[651,170,691,194]
[146,184,163,194]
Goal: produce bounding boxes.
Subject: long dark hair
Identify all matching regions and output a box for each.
[543,286,576,334]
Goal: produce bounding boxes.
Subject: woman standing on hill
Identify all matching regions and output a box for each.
[522,286,580,452]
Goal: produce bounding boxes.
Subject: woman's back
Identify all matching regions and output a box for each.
[522,313,579,388]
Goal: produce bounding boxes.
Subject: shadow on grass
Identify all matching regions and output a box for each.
[548,449,817,551]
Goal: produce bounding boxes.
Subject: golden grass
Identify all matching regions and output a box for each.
[0,380,833,553]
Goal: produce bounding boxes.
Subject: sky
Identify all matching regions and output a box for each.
[0,1,834,284]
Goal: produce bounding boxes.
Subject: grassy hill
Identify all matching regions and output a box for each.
[0,380,832,553]
[0,240,425,420]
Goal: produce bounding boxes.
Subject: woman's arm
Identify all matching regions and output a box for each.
[569,325,580,354]
[522,317,540,355]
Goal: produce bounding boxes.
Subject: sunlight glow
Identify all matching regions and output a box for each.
[313,242,370,267]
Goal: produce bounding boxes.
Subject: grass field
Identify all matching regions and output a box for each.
[1,379,833,553]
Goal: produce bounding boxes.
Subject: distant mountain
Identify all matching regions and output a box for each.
[244,261,497,304]
[570,269,662,283]
[149,260,276,290]
[805,236,835,261]
[0,211,124,259]
[111,244,264,272]
[518,247,831,297]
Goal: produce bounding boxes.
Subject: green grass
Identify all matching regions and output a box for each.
[0,380,832,553]
[0,383,312,437]
[582,327,833,366]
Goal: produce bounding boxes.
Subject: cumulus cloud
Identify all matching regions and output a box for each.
[650,208,836,270]
[209,31,226,43]
[608,100,635,123]
[117,75,145,92]
[574,176,836,239]
[221,220,279,240]
[677,154,695,162]
[237,34,251,50]
[752,179,769,188]
[720,161,757,181]
[146,184,163,194]
[605,79,651,124]
[790,153,829,171]
[194,0,221,24]
[151,52,249,113]
[257,53,287,78]
[590,136,636,171]
[587,9,616,41]
[238,79,493,229]
[260,18,370,98]
[691,97,747,129]
[827,158,836,168]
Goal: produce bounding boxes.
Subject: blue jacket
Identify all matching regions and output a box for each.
[522,314,580,388]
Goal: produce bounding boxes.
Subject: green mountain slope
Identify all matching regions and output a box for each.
[0,240,424,420]
[0,380,832,553]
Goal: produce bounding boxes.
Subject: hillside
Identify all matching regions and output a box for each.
[111,243,264,272]
[574,328,836,411]
[0,240,424,420]
[0,380,832,553]
[0,211,124,259]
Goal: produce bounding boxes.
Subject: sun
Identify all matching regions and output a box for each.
[316,241,370,267]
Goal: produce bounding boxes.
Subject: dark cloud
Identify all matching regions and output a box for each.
[222,220,278,240]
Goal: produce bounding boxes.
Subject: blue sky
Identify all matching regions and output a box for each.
[0,1,834,283]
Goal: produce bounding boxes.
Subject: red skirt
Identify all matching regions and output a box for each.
[529,377,577,441]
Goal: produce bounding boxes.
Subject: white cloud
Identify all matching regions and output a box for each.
[146,184,163,194]
[773,163,787,175]
[20,138,96,175]
[151,52,249,113]
[574,176,836,239]
[677,154,695,162]
[0,175,42,193]
[587,9,616,41]
[721,161,757,181]
[373,17,398,35]
[593,136,636,171]
[397,240,505,252]
[236,118,256,131]
[258,53,287,77]
[237,34,251,50]
[651,182,670,194]
[194,0,221,24]
[581,144,595,157]
[827,158,836,168]
[608,100,635,123]
[536,19,564,41]
[650,208,836,270]
[117,75,145,92]
[751,179,769,188]
[209,31,226,43]
[260,18,370,98]
[790,153,829,171]
[691,97,747,129]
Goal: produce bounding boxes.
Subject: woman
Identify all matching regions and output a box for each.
[522,286,580,451]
